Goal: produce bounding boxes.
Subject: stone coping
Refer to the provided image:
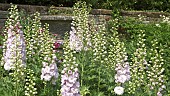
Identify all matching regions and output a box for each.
[120,10,170,18]
[40,15,72,21]
[40,15,111,21]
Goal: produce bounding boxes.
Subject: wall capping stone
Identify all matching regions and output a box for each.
[120,10,170,18]
[40,15,73,21]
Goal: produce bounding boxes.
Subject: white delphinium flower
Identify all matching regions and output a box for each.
[114,86,124,95]
[106,20,130,95]
[61,35,80,96]
[128,30,147,94]
[115,62,131,83]
[2,22,26,71]
[1,4,26,71]
[69,1,92,51]
[114,44,130,84]
[1,4,26,95]
[147,39,166,95]
[61,68,80,96]
[40,24,59,84]
[41,59,59,84]
[69,26,83,51]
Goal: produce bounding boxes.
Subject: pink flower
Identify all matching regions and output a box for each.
[54,42,61,49]
[61,67,80,96]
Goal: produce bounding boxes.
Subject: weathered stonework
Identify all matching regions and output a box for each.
[0,3,112,35]
[0,3,170,36]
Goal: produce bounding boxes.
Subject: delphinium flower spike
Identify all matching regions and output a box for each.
[147,39,166,96]
[108,19,130,95]
[128,30,147,94]
[69,1,92,51]
[40,24,59,85]
[61,33,80,96]
[1,4,26,70]
[1,4,26,95]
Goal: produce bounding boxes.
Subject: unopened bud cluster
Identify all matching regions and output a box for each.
[92,24,107,63]
[40,24,59,84]
[61,37,80,96]
[147,39,166,96]
[69,1,92,51]
[25,69,37,96]
[128,30,147,94]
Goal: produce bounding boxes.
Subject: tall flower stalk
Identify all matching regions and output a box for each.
[70,1,91,51]
[40,24,59,85]
[61,33,80,96]
[68,2,92,95]
[24,11,59,95]
[147,39,166,96]
[107,19,130,95]
[92,24,108,93]
[1,4,26,95]
[128,30,148,94]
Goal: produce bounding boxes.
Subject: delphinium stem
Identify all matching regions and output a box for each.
[98,68,100,93]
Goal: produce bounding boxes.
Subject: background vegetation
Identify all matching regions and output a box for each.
[1,0,170,12]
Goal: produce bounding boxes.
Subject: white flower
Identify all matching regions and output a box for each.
[4,62,11,71]
[41,74,51,81]
[115,74,127,83]
[157,91,162,96]
[114,86,124,95]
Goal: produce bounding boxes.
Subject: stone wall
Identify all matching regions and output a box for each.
[0,3,112,37]
[0,3,170,37]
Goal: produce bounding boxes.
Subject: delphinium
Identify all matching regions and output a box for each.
[92,24,107,64]
[68,2,93,95]
[40,24,59,85]
[91,24,108,94]
[106,19,119,70]
[146,39,166,96]
[61,33,80,96]
[24,12,59,95]
[69,26,83,51]
[89,19,118,95]
[25,69,37,96]
[128,30,147,94]
[24,12,42,64]
[1,5,26,95]
[23,12,42,96]
[71,1,92,51]
[108,19,130,95]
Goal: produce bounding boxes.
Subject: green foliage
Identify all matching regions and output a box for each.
[2,0,170,12]
[108,14,170,95]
